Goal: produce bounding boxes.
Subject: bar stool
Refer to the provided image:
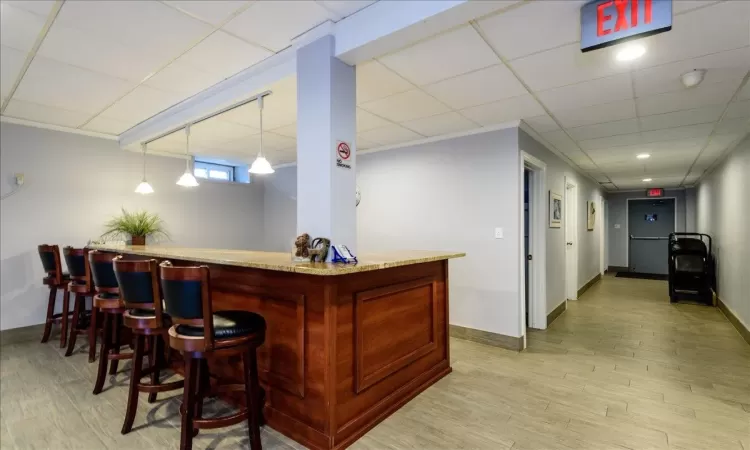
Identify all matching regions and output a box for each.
[38,244,72,347]
[89,250,133,394]
[160,261,266,450]
[114,257,184,435]
[62,247,96,357]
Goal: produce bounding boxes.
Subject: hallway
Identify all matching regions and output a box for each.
[357,275,750,450]
[1,276,748,449]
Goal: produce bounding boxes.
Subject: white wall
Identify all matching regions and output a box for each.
[518,130,604,314]
[0,123,265,330]
[696,136,750,330]
[606,188,689,268]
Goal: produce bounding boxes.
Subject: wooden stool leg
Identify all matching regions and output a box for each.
[147,335,161,404]
[93,312,112,395]
[243,347,262,450]
[88,303,98,363]
[59,288,70,348]
[109,314,121,375]
[122,334,145,435]
[180,355,198,450]
[41,287,56,343]
[64,294,82,356]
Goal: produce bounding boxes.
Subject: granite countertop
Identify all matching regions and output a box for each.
[88,244,465,276]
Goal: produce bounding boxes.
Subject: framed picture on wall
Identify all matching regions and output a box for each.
[587,200,596,231]
[549,191,562,228]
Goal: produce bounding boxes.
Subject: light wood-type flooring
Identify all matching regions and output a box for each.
[1,275,748,449]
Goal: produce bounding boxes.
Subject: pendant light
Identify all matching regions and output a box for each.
[176,124,199,187]
[249,96,274,175]
[135,143,154,194]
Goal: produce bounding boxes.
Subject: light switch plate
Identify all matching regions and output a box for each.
[614,224,621,229]
[495,228,503,239]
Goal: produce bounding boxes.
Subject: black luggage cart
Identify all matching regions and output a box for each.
[668,233,714,304]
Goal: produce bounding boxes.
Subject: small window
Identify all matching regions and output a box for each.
[194,161,234,182]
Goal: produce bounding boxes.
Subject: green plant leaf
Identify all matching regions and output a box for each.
[101,208,169,242]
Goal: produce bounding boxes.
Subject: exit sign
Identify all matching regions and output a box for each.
[581,0,672,52]
[646,188,664,197]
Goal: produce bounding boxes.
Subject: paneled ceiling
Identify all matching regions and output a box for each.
[1,0,748,190]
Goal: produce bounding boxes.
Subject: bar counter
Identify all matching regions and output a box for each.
[91,244,464,450]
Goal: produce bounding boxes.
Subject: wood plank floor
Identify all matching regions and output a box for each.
[2,275,748,449]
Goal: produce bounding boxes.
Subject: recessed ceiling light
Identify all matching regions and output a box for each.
[642,178,652,182]
[616,44,646,62]
[637,153,651,159]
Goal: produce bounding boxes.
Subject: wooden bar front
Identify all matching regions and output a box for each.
[111,248,455,450]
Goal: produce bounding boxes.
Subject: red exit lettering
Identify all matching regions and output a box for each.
[597,0,653,37]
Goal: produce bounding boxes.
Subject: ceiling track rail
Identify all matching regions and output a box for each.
[0,0,65,113]
[142,90,272,146]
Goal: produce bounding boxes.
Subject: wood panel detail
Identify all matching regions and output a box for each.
[354,277,438,393]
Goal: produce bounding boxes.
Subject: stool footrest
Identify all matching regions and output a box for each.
[193,410,248,430]
[139,379,184,394]
[108,352,134,361]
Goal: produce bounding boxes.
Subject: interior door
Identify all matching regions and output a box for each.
[628,198,675,274]
[565,182,577,300]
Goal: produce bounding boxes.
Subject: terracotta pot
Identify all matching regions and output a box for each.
[130,235,146,246]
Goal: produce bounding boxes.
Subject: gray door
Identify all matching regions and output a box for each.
[628,198,675,274]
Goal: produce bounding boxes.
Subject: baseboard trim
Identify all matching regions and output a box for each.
[717,297,750,346]
[608,266,628,273]
[577,273,602,298]
[0,323,45,346]
[547,300,567,327]
[449,324,523,351]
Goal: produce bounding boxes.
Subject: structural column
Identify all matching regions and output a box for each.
[296,35,357,256]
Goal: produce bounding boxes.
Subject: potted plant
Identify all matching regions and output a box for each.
[101,208,169,245]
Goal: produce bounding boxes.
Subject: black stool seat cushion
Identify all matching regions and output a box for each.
[128,308,156,317]
[176,310,265,340]
[96,292,120,300]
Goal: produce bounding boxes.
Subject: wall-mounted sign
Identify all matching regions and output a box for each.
[581,0,672,52]
[646,188,664,197]
[336,141,352,170]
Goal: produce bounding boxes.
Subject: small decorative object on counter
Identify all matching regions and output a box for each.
[309,238,331,263]
[332,245,357,264]
[292,233,311,262]
[101,208,168,245]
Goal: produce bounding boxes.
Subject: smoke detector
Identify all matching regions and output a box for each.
[681,69,706,88]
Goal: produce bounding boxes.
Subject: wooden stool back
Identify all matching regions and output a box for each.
[159,262,215,352]
[63,247,91,292]
[38,244,63,286]
[113,257,165,328]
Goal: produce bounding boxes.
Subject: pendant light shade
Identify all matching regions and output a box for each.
[135,143,154,194]
[249,96,274,175]
[176,125,199,187]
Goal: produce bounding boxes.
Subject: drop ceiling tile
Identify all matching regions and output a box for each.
[476,0,584,60]
[357,135,379,150]
[13,56,136,114]
[640,123,715,144]
[223,1,332,51]
[82,116,133,135]
[0,3,46,52]
[356,60,413,104]
[178,31,272,80]
[3,99,91,128]
[540,130,580,154]
[55,1,214,62]
[37,23,164,83]
[633,47,750,97]
[317,1,375,20]
[636,80,738,116]
[189,120,258,147]
[538,73,633,113]
[460,94,544,127]
[98,85,186,124]
[713,117,749,135]
[356,109,391,133]
[510,42,626,92]
[578,132,642,151]
[269,123,297,138]
[568,118,639,141]
[402,112,477,137]
[553,99,637,128]
[144,59,225,95]
[165,1,250,26]
[378,26,498,86]
[738,82,750,101]
[423,64,527,110]
[636,1,750,70]
[673,1,720,15]
[523,115,560,133]
[1,46,25,97]
[639,106,724,131]
[2,1,56,17]
[359,89,450,123]
[724,100,750,119]
[260,132,297,151]
[358,124,422,146]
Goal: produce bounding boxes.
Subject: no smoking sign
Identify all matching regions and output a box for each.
[336,141,352,169]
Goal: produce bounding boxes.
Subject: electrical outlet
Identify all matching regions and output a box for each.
[494,227,504,239]
[614,224,621,229]
[14,173,24,186]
